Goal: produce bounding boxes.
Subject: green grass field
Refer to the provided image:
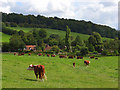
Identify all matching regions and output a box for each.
[2,53,118,88]
[0,32,11,42]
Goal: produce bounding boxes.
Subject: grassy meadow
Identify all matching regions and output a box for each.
[2,53,118,88]
[7,27,112,41]
[0,32,11,42]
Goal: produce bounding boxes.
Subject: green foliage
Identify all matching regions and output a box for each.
[51,45,60,53]
[49,34,60,40]
[88,44,95,52]
[2,12,118,38]
[80,47,89,56]
[114,50,119,56]
[9,34,25,51]
[10,22,17,27]
[48,39,59,46]
[22,33,36,45]
[71,35,85,47]
[2,42,10,52]
[101,50,109,56]
[65,26,71,52]
[88,35,96,46]
[95,45,104,53]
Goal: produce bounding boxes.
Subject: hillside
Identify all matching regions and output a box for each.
[6,27,112,41]
[2,12,118,39]
[0,32,11,42]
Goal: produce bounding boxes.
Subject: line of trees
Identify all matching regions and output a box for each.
[2,12,118,39]
[2,26,120,56]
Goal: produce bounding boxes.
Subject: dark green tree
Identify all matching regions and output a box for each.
[65,25,71,52]
[9,34,25,51]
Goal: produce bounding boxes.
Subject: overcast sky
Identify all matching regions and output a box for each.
[0,0,119,29]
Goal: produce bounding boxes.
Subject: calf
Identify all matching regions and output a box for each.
[89,56,94,59]
[77,56,83,59]
[84,60,90,66]
[68,56,74,59]
[27,64,47,81]
[73,62,75,67]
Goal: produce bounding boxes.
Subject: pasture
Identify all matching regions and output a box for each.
[2,53,118,88]
[7,27,112,41]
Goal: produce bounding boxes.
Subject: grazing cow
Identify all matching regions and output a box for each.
[59,55,67,58]
[38,53,42,56]
[28,53,31,55]
[18,53,21,56]
[73,62,75,67]
[95,57,98,60]
[21,53,24,55]
[84,60,90,66]
[14,52,17,55]
[77,56,83,59]
[68,56,74,59]
[51,54,56,57]
[27,64,47,81]
[47,54,50,57]
[89,56,95,59]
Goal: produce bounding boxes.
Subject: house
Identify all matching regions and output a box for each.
[25,45,36,51]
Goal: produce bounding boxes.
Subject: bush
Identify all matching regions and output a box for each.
[101,50,109,56]
[80,47,88,56]
[2,42,10,52]
[93,51,98,54]
[114,50,119,56]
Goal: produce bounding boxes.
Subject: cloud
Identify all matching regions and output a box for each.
[0,0,118,29]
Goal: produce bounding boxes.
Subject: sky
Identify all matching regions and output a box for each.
[0,0,119,29]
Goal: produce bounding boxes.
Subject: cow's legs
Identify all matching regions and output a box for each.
[35,74,38,80]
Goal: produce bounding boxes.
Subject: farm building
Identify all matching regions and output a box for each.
[24,45,36,51]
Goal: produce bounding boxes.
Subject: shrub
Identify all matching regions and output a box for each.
[101,50,109,56]
[93,51,98,54]
[80,47,88,56]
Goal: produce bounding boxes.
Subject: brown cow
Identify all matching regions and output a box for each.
[18,53,21,56]
[95,57,98,60]
[84,60,90,66]
[59,55,67,58]
[77,56,83,59]
[68,56,74,59]
[51,54,56,57]
[28,53,31,55]
[27,64,47,81]
[38,53,42,56]
[14,52,17,55]
[21,53,24,55]
[47,54,50,57]
[89,56,94,59]
[73,62,75,67]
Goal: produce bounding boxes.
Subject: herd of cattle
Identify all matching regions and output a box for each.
[14,52,99,81]
[14,52,98,67]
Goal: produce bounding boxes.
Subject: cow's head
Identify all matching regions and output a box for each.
[27,64,34,70]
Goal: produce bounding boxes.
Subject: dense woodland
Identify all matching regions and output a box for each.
[2,12,119,39]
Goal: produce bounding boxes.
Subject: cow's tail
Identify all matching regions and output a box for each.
[44,74,47,80]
